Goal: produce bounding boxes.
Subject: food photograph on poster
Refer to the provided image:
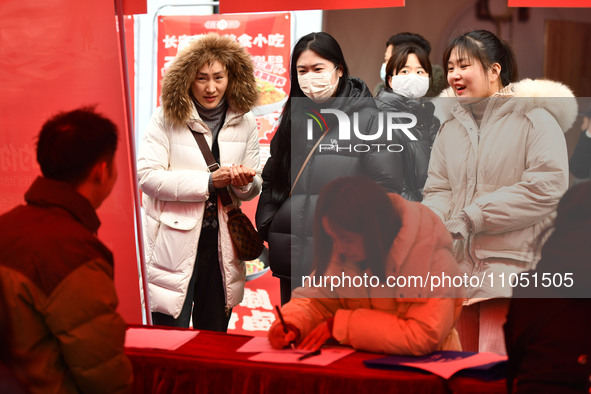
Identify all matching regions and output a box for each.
[1,0,590,393]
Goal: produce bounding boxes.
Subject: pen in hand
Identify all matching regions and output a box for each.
[275,305,296,349]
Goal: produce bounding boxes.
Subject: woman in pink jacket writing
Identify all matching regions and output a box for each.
[268,176,463,355]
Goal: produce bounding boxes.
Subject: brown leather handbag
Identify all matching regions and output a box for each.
[224,206,264,261]
[190,127,264,261]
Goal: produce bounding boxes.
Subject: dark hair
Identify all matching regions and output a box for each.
[36,106,119,186]
[313,177,402,281]
[386,32,431,55]
[267,32,350,202]
[289,32,349,99]
[385,45,433,91]
[442,29,517,87]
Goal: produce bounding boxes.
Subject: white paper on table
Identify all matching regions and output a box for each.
[236,336,325,355]
[248,347,355,366]
[125,328,199,351]
[237,336,355,366]
[236,336,296,353]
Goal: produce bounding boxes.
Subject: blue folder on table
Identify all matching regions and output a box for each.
[363,351,507,381]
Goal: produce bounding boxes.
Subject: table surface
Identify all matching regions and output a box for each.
[125,326,507,394]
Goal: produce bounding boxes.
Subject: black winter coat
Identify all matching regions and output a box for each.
[569,131,591,179]
[504,181,591,393]
[256,77,405,285]
[375,89,440,201]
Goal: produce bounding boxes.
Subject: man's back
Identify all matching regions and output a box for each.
[0,177,132,394]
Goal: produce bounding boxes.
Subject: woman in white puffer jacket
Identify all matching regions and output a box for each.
[137,33,262,331]
[423,29,576,354]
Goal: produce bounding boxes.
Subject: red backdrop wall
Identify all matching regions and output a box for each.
[0,0,142,323]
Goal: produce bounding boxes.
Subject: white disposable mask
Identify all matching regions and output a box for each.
[389,73,430,98]
[380,63,387,81]
[298,67,339,103]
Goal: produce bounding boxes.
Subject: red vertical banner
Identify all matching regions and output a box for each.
[0,1,142,323]
[124,15,135,120]
[157,12,291,167]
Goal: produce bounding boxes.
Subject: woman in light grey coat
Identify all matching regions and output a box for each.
[423,30,576,354]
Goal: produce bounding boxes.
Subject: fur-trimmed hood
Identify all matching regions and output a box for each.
[160,33,258,127]
[437,79,578,132]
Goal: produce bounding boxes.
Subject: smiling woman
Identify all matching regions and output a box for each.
[423,29,576,355]
[446,50,503,102]
[137,33,262,332]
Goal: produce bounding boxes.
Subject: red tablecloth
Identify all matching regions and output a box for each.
[125,326,506,394]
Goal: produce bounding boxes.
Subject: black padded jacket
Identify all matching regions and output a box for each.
[256,77,405,289]
[375,89,440,201]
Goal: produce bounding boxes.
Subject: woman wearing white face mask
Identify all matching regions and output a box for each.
[375,45,440,202]
[256,32,405,304]
[297,63,339,103]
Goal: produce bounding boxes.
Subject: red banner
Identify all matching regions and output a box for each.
[124,15,135,121]
[508,0,591,5]
[220,0,404,13]
[157,13,291,165]
[0,1,142,323]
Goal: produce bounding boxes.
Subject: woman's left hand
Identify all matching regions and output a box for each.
[297,321,332,351]
[230,164,256,187]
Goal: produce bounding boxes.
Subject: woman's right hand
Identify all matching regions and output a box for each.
[212,165,256,189]
[230,164,256,188]
[268,322,299,349]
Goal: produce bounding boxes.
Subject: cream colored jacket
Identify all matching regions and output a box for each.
[138,106,261,318]
[424,79,576,268]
